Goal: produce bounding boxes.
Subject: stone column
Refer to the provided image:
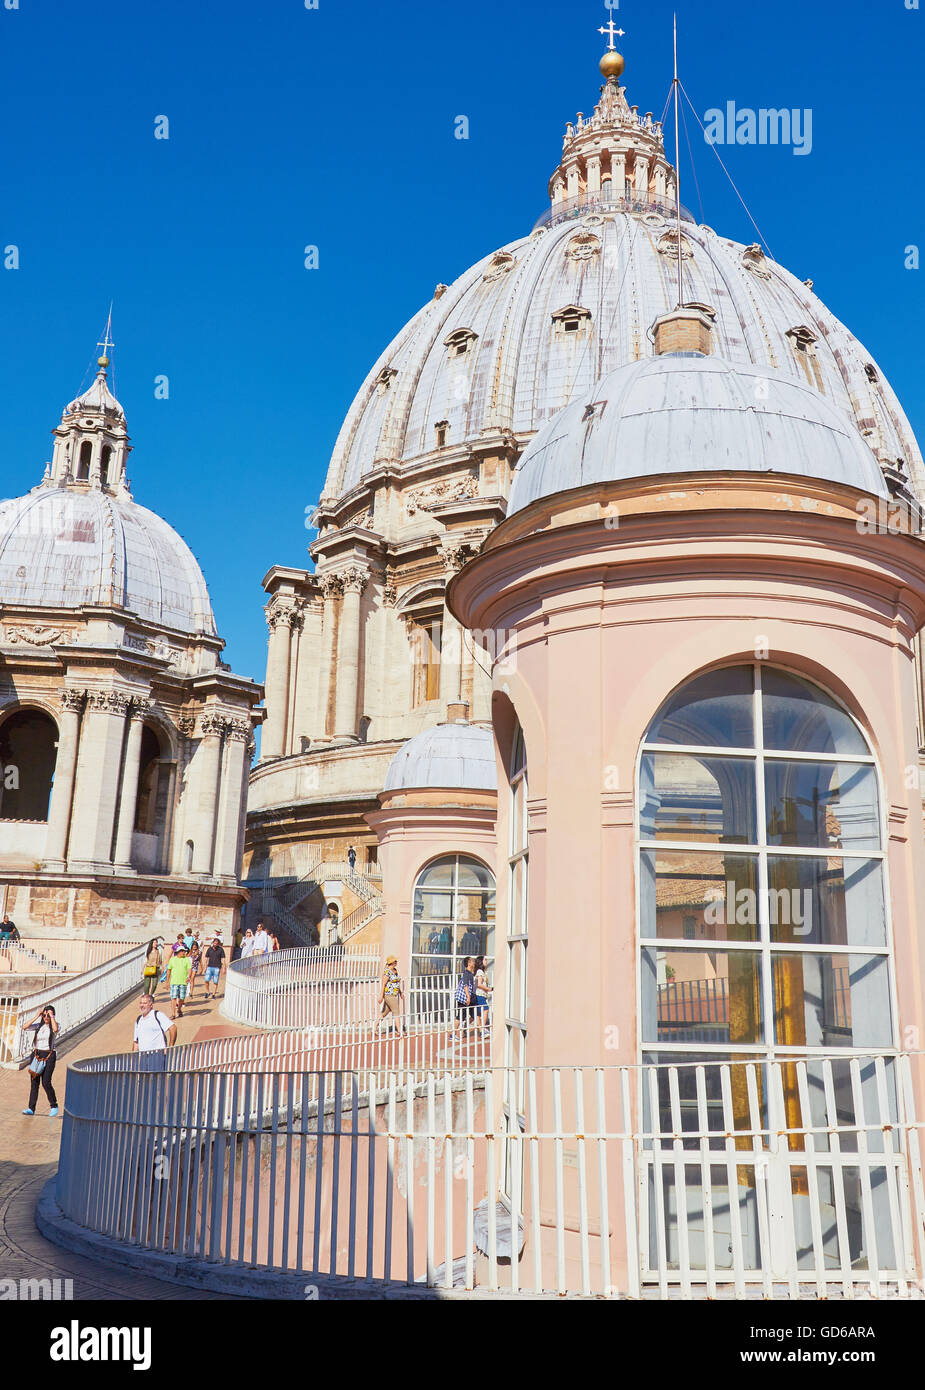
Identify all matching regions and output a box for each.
[440,543,469,708]
[566,162,580,200]
[113,698,151,870]
[334,566,368,740]
[635,155,649,199]
[215,719,250,877]
[43,688,85,870]
[67,690,132,871]
[586,153,601,194]
[262,598,298,759]
[319,573,343,740]
[612,152,626,199]
[191,713,225,876]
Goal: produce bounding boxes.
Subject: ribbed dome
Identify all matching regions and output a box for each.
[384,723,497,792]
[507,355,890,514]
[0,486,216,635]
[322,214,923,501]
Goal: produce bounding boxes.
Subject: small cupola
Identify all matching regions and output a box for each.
[46,351,132,496]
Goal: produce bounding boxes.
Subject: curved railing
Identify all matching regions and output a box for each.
[50,1049,925,1298]
[533,188,697,232]
[221,946,383,1029]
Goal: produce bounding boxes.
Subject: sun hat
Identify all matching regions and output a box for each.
[386,954,398,964]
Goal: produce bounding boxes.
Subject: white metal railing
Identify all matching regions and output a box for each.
[53,1051,925,1298]
[0,938,128,976]
[0,942,147,1064]
[221,947,383,1029]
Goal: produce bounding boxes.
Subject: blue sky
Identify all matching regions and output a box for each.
[1,0,922,687]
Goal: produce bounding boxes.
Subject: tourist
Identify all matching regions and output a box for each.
[453,957,477,1033]
[142,938,161,997]
[252,923,270,956]
[21,1004,60,1117]
[347,845,357,871]
[378,954,405,1037]
[268,930,280,952]
[233,926,243,961]
[473,956,492,1032]
[183,928,195,950]
[0,913,16,941]
[187,935,202,999]
[203,935,225,998]
[240,928,256,959]
[171,932,185,955]
[167,944,191,1019]
[132,993,176,1070]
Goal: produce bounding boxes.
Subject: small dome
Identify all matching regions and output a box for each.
[0,487,216,635]
[64,364,125,420]
[507,355,890,514]
[384,722,497,792]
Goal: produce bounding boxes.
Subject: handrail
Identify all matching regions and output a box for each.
[51,1051,925,1298]
[533,187,697,232]
[1,942,147,1064]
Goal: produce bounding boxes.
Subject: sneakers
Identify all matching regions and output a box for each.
[49,1107,59,1118]
[21,1108,34,1115]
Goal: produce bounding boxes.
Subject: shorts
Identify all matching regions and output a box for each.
[380,995,401,1017]
[170,984,188,1000]
[204,966,220,983]
[474,995,489,1014]
[455,1002,474,1021]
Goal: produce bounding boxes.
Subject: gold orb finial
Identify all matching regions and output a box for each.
[600,49,624,80]
[97,355,109,369]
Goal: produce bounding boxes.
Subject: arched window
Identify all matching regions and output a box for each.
[100,445,112,486]
[0,708,58,822]
[77,440,92,480]
[134,726,163,835]
[410,854,495,980]
[637,664,893,1062]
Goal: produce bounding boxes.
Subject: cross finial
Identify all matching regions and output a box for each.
[96,304,114,366]
[598,19,625,51]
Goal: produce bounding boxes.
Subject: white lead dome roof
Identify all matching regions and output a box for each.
[384,722,498,792]
[507,354,890,513]
[0,486,216,635]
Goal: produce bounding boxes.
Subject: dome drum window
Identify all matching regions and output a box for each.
[552,304,592,336]
[786,326,824,392]
[444,328,478,359]
[375,368,397,394]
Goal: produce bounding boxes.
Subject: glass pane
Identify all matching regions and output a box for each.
[455,919,493,961]
[411,910,454,956]
[457,858,494,891]
[413,888,454,921]
[509,861,525,938]
[411,953,453,978]
[641,946,764,1047]
[639,753,757,844]
[772,953,893,1049]
[768,857,887,948]
[764,761,880,851]
[762,670,868,757]
[639,849,759,942]
[416,856,456,887]
[646,665,754,748]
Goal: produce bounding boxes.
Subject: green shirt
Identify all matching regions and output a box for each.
[167,955,191,985]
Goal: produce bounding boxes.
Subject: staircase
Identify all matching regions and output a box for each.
[247,861,384,948]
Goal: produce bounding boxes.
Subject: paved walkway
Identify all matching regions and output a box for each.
[0,981,252,1299]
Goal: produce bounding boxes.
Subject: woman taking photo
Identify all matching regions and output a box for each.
[22,1003,60,1117]
[142,937,161,998]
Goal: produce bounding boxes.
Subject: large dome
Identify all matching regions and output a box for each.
[322,214,922,503]
[0,486,216,635]
[508,354,890,513]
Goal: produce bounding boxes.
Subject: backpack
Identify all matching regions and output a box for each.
[137,1012,169,1047]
